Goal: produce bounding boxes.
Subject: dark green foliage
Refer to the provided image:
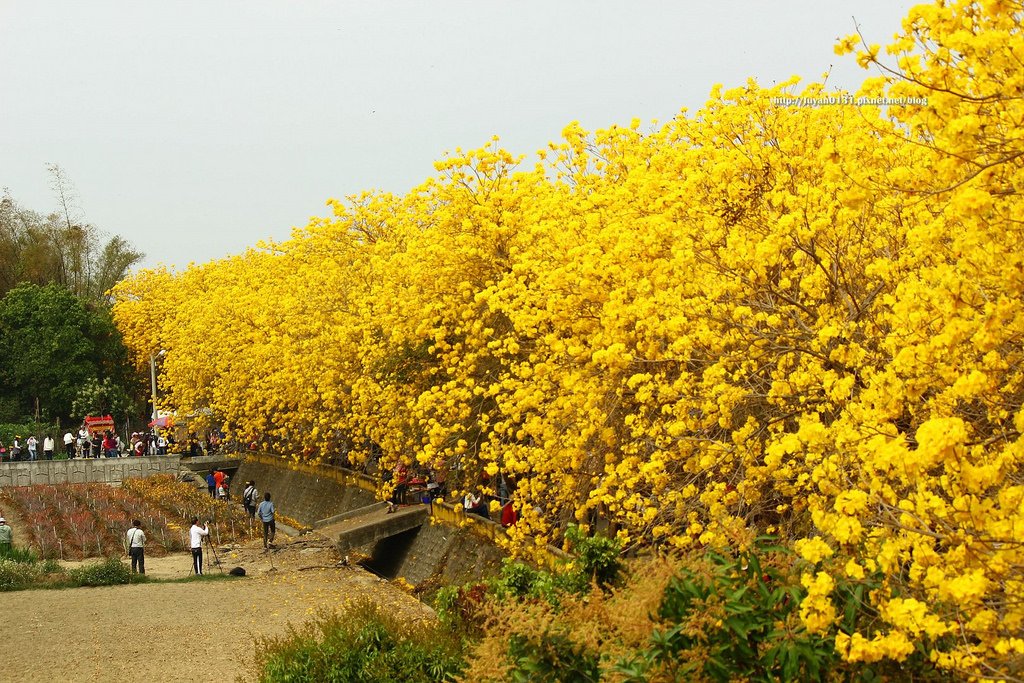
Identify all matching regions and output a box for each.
[67,556,136,587]
[563,524,623,590]
[611,538,946,683]
[255,599,467,683]
[612,539,832,682]
[0,544,40,564]
[507,632,601,683]
[0,282,134,422]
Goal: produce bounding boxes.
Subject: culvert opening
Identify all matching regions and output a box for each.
[359,525,421,579]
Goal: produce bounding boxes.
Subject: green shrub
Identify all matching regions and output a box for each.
[68,557,136,587]
[0,545,39,564]
[564,524,623,589]
[255,599,467,683]
[40,559,63,574]
[0,558,42,591]
[611,538,945,683]
[433,585,463,630]
[507,631,601,683]
[610,539,833,682]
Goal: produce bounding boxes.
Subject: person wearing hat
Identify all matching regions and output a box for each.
[0,517,12,556]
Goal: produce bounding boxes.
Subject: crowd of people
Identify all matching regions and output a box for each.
[0,425,240,463]
[0,427,173,461]
[382,460,520,528]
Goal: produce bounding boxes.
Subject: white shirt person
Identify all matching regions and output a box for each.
[126,521,147,574]
[188,519,209,575]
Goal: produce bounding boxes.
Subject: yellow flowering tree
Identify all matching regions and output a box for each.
[112,0,1024,676]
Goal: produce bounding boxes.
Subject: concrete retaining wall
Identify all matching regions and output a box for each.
[233,454,569,587]
[234,453,512,585]
[0,456,182,487]
[394,522,507,586]
[234,455,376,526]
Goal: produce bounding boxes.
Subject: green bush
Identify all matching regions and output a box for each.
[0,545,39,564]
[610,539,834,682]
[40,558,63,574]
[0,558,42,591]
[507,631,601,683]
[564,524,623,589]
[612,538,945,683]
[255,599,466,683]
[68,557,136,587]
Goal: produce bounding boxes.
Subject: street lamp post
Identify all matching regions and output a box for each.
[150,349,166,454]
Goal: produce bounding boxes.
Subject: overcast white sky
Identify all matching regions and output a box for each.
[2,1,916,270]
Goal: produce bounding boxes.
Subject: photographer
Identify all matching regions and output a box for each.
[188,518,209,575]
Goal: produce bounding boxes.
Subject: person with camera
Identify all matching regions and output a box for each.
[189,517,209,575]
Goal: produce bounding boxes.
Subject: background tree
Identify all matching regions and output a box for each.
[0,283,133,422]
[0,166,144,303]
[70,377,132,420]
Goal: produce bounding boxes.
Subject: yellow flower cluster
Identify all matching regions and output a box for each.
[111,0,1024,676]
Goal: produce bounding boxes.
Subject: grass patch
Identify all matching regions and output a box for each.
[66,556,135,587]
[253,599,467,683]
[0,545,40,564]
[0,549,248,592]
[0,557,43,591]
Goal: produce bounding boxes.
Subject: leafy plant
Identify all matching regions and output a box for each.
[254,599,467,683]
[0,558,42,591]
[507,631,601,683]
[67,556,136,587]
[563,524,623,590]
[0,545,39,564]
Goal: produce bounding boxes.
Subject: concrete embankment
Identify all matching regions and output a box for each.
[234,453,509,586]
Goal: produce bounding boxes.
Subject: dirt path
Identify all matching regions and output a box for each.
[2,535,434,682]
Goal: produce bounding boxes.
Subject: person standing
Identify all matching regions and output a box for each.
[125,520,146,574]
[206,470,216,498]
[0,517,11,556]
[77,426,90,458]
[42,434,54,460]
[189,518,209,575]
[63,431,74,459]
[27,435,38,461]
[256,492,276,549]
[242,481,258,519]
[103,432,117,458]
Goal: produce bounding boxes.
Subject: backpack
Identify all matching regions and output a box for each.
[244,486,255,504]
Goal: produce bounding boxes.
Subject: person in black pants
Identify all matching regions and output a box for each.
[256,492,276,549]
[189,518,209,575]
[126,520,146,574]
